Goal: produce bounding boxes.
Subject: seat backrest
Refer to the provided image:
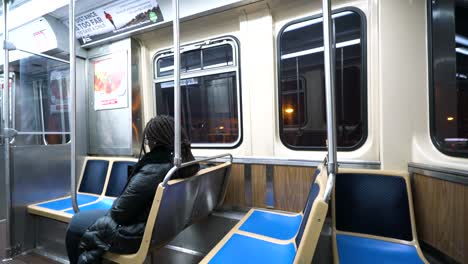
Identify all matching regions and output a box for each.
[105,160,137,197]
[191,164,231,221]
[334,170,413,241]
[293,164,329,264]
[78,159,109,194]
[134,162,232,257]
[150,176,200,246]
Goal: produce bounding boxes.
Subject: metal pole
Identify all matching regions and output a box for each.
[69,0,79,213]
[2,0,12,257]
[322,0,337,201]
[172,0,181,167]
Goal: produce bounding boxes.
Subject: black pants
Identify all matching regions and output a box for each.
[66,209,108,264]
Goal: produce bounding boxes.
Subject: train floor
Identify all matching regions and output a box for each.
[7,210,244,264]
[5,210,449,264]
[4,253,61,264]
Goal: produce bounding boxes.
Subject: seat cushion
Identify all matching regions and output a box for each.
[239,210,302,240]
[209,234,296,264]
[35,194,99,211]
[336,234,425,264]
[65,198,114,214]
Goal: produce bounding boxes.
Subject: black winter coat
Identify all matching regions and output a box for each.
[77,148,199,264]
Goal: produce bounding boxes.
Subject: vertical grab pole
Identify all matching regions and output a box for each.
[172,0,181,167]
[322,0,337,201]
[69,0,79,213]
[2,0,12,257]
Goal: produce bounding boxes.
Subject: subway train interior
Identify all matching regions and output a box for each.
[0,0,466,263]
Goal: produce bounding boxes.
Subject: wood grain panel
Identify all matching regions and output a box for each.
[273,166,315,212]
[223,164,245,207]
[251,165,266,208]
[412,174,466,264]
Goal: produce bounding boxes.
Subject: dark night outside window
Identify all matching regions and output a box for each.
[278,10,367,150]
[430,0,468,157]
[154,39,240,147]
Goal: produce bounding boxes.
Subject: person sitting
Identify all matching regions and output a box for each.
[65,115,200,264]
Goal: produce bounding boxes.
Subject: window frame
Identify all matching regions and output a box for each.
[427,1,468,158]
[277,7,368,151]
[152,36,243,149]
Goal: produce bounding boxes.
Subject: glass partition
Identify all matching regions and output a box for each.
[3,50,70,145]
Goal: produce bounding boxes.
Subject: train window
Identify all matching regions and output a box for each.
[278,10,367,150]
[157,56,174,77]
[203,45,234,68]
[429,0,468,157]
[154,38,241,148]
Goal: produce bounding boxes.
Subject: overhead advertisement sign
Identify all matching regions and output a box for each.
[93,52,128,110]
[75,0,164,44]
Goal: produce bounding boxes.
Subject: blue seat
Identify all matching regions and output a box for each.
[236,169,321,241]
[201,166,328,264]
[31,159,110,215]
[239,210,302,240]
[27,157,135,223]
[333,171,428,264]
[209,234,296,264]
[336,234,425,264]
[65,198,114,214]
[35,194,99,211]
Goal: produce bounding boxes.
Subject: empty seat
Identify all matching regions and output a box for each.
[34,194,99,212]
[208,234,296,264]
[332,169,428,264]
[201,164,329,264]
[236,168,321,241]
[28,157,137,223]
[238,210,302,240]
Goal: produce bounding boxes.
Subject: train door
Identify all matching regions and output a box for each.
[0,73,14,259]
[0,18,89,258]
[0,51,74,255]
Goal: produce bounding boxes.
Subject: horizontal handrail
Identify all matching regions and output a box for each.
[16,131,71,135]
[162,153,233,186]
[15,47,70,64]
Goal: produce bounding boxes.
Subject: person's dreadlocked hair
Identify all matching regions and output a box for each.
[138,115,195,164]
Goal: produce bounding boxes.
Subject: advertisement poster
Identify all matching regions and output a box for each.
[49,70,70,114]
[75,0,164,44]
[93,52,128,110]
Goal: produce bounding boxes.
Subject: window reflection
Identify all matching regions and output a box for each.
[1,50,70,145]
